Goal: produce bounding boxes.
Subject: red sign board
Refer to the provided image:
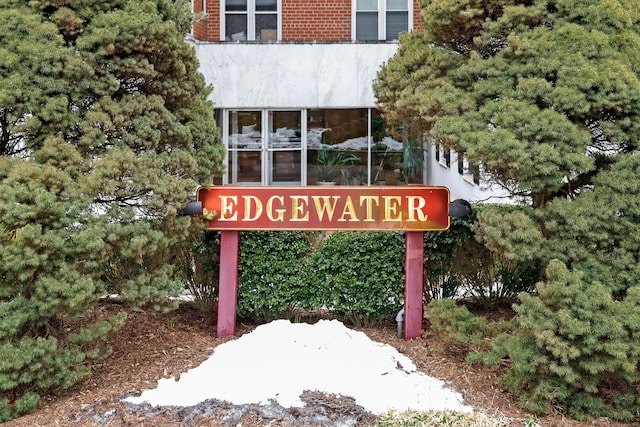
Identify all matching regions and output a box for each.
[197,186,450,231]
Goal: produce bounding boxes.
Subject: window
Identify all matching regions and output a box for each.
[458,152,480,185]
[355,0,410,41]
[435,144,450,167]
[223,0,278,41]
[219,109,417,186]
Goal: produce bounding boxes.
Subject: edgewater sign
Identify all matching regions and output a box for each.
[197,186,450,231]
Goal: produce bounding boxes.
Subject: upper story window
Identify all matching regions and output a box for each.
[224,0,279,41]
[354,0,410,41]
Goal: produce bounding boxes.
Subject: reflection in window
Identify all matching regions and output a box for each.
[307,109,368,185]
[371,110,403,185]
[269,111,302,184]
[228,111,262,184]
[228,110,261,149]
[220,108,421,186]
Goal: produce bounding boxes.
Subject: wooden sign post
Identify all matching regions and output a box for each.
[197,185,451,340]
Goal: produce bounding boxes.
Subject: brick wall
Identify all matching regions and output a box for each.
[193,0,423,42]
[193,0,220,41]
[281,0,351,41]
[413,0,424,32]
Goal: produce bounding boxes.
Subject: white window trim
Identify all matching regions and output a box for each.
[351,0,413,41]
[220,0,281,41]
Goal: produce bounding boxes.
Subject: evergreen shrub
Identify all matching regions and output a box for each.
[487,260,640,421]
[424,299,489,354]
[304,231,404,326]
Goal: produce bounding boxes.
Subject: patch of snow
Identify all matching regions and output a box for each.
[124,319,473,415]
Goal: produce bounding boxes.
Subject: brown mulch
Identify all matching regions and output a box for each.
[4,302,636,427]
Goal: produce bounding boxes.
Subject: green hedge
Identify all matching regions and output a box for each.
[303,231,405,326]
[237,231,317,320]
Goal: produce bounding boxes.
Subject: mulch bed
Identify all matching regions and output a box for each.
[4,302,634,427]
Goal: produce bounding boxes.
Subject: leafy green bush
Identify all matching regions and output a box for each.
[304,231,404,326]
[237,231,316,320]
[489,260,640,421]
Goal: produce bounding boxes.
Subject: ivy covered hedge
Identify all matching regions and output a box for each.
[234,231,405,326]
[237,231,317,320]
[303,231,405,326]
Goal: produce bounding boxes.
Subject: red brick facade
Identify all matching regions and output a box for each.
[413,0,424,32]
[282,0,351,41]
[193,0,423,42]
[192,0,220,42]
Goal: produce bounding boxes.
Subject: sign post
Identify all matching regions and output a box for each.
[198,185,451,340]
[217,230,239,337]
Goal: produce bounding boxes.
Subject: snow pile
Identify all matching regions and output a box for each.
[124,319,473,415]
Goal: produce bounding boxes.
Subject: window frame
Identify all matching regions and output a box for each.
[220,0,281,41]
[352,0,413,41]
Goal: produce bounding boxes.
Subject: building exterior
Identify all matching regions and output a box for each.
[188,0,508,202]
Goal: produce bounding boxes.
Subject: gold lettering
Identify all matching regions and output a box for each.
[312,196,339,221]
[383,196,402,222]
[290,195,309,221]
[406,196,428,222]
[359,196,379,222]
[338,196,359,222]
[266,195,285,222]
[242,195,263,221]
[219,195,238,221]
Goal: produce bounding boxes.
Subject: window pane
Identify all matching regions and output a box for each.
[225,0,247,11]
[270,111,301,149]
[256,14,277,40]
[402,140,424,184]
[228,111,261,149]
[225,14,247,40]
[308,109,367,185]
[228,111,261,184]
[386,11,408,40]
[356,12,378,40]
[387,0,407,10]
[357,0,378,10]
[372,110,402,185]
[271,151,301,183]
[229,152,262,183]
[256,0,277,11]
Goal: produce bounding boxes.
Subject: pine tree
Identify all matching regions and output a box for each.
[374,0,640,419]
[0,0,223,420]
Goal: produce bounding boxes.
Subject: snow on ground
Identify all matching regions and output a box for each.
[124,319,473,415]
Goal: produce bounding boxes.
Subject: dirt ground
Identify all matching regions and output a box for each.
[4,302,636,427]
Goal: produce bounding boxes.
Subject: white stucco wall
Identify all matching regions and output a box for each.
[193,42,399,109]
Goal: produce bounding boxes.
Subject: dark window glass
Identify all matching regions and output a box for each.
[225,14,247,40]
[386,11,408,40]
[356,12,378,40]
[256,0,277,11]
[226,0,247,11]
